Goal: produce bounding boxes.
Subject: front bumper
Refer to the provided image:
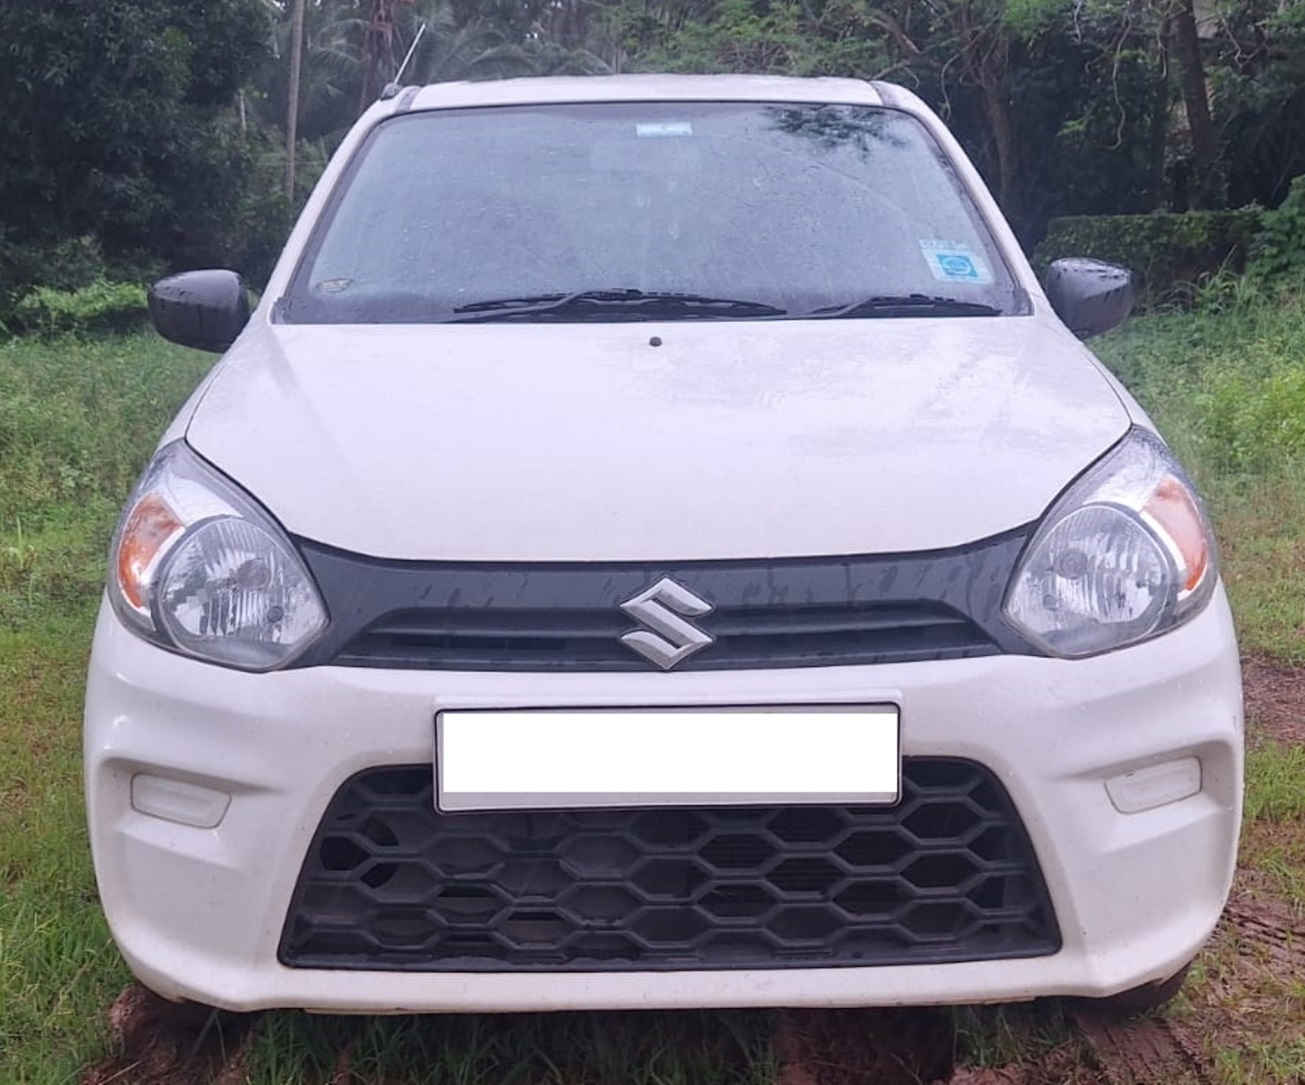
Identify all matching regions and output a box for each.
[84,589,1242,1012]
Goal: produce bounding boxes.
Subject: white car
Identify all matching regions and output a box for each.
[84,74,1242,1015]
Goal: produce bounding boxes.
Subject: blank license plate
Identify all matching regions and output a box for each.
[435,706,899,811]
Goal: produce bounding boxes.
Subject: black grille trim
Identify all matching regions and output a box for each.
[280,759,1060,972]
[335,600,990,670]
[292,531,1037,671]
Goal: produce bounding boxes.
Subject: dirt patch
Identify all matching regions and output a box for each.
[1241,654,1305,745]
[1198,874,1305,1029]
[1072,1012,1210,1085]
[80,985,256,1085]
[774,1002,1208,1085]
[941,1044,1091,1085]
[1220,891,1305,972]
[944,1070,1032,1085]
[324,1041,357,1085]
[774,1008,954,1085]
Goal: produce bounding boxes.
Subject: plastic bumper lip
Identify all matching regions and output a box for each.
[84,588,1243,1013]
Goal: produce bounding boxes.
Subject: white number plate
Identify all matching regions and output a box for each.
[435,706,899,811]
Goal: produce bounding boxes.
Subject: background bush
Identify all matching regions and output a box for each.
[1247,174,1305,283]
[1033,210,1265,308]
[7,282,148,338]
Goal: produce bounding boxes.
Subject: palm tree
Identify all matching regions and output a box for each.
[268,0,611,195]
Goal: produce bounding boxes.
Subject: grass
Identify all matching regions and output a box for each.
[1243,743,1305,825]
[246,1011,775,1085]
[1076,290,1305,1083]
[949,1001,1083,1069]
[0,334,214,630]
[0,333,211,1083]
[1,293,1305,1082]
[1094,288,1305,662]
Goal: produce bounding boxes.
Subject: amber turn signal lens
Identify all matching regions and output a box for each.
[1144,476,1209,593]
[115,493,184,611]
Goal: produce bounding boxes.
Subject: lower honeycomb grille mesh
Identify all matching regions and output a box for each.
[280,759,1059,971]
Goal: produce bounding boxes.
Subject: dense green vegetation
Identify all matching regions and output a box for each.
[0,334,210,1081]
[0,1,274,301]
[1094,286,1305,664]
[1034,208,1266,307]
[1,288,1303,1080]
[1,0,1303,320]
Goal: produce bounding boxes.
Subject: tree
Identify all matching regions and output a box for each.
[613,0,888,77]
[865,0,1025,218]
[0,0,271,293]
[358,0,408,111]
[1213,0,1305,208]
[287,0,307,197]
[1168,0,1220,207]
[256,0,606,149]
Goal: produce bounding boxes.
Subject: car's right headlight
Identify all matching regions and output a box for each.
[1003,428,1217,658]
[108,441,327,671]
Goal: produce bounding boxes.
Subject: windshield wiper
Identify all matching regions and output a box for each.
[807,294,1004,319]
[450,289,786,322]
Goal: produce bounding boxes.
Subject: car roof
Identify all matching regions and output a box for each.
[402,74,889,113]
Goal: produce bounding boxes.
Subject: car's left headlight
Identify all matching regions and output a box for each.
[108,441,328,671]
[1003,428,1218,658]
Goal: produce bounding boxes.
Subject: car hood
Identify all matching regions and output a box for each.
[185,315,1130,561]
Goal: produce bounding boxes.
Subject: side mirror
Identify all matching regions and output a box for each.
[1043,258,1134,340]
[149,270,251,353]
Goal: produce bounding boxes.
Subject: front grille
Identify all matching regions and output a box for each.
[292,532,1036,671]
[281,759,1059,971]
[335,600,991,670]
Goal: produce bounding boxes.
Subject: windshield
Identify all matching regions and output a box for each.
[282,100,1025,323]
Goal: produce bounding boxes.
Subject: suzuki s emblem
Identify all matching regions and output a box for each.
[619,577,714,670]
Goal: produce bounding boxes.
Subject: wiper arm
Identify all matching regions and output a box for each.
[452,290,593,314]
[807,294,1003,319]
[450,289,785,322]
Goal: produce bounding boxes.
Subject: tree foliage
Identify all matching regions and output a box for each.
[608,0,1305,239]
[0,0,271,298]
[613,0,889,77]
[2,0,1304,301]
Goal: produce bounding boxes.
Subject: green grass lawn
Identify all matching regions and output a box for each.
[1094,294,1305,664]
[1,294,1304,1083]
[0,336,213,1082]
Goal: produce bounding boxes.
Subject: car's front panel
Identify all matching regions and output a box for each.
[85,583,1241,1012]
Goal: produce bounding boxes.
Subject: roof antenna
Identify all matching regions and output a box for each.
[394,20,427,86]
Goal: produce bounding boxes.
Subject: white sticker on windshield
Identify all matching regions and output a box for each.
[636,122,693,138]
[920,241,993,284]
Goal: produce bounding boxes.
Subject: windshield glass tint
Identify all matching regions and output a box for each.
[284,101,1022,323]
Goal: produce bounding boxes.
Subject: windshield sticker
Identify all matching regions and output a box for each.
[636,122,693,138]
[920,241,993,284]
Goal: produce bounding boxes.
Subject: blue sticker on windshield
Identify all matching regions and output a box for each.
[920,241,993,284]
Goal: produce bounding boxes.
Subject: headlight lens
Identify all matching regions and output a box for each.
[1003,429,1217,658]
[108,442,327,670]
